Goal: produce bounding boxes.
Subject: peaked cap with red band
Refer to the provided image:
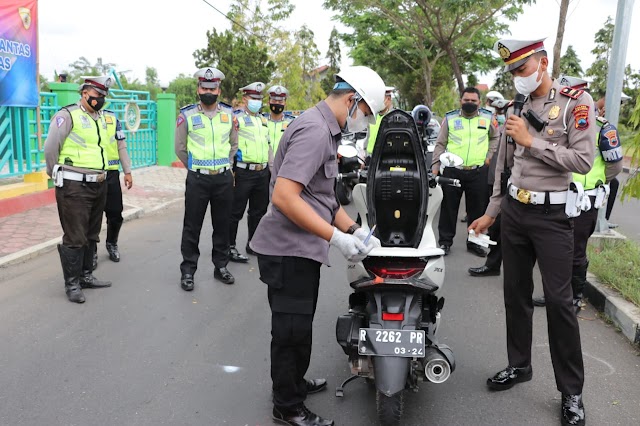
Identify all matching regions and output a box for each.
[194,67,225,89]
[494,38,546,72]
[80,75,113,95]
[240,82,266,99]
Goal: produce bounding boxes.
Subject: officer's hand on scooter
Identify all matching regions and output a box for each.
[468,214,496,236]
[353,227,381,249]
[330,227,370,262]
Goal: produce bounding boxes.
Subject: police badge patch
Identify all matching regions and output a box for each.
[56,116,65,128]
[80,115,92,129]
[454,119,463,131]
[192,115,204,129]
[572,105,590,130]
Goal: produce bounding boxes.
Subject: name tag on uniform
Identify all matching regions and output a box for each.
[454,119,463,131]
[244,116,254,126]
[192,115,204,130]
[80,115,92,129]
[220,113,229,123]
[478,119,487,129]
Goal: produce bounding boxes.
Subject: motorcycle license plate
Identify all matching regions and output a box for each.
[358,328,425,358]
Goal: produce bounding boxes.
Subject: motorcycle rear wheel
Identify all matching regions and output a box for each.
[376,390,404,426]
[337,181,353,205]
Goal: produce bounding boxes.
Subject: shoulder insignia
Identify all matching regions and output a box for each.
[218,101,233,111]
[596,116,608,126]
[233,109,245,116]
[560,87,584,100]
[179,103,197,113]
[445,109,460,117]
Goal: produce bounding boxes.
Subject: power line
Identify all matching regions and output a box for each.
[199,0,258,38]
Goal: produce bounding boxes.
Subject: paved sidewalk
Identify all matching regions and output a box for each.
[0,166,186,267]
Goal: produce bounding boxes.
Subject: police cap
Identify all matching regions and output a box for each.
[494,38,546,72]
[267,85,289,101]
[558,75,588,90]
[194,67,225,89]
[241,82,266,99]
[79,75,113,95]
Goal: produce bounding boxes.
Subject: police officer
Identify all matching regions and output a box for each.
[93,105,133,269]
[470,39,595,426]
[265,84,293,160]
[175,67,238,289]
[533,76,623,311]
[44,76,115,303]
[365,86,395,156]
[250,66,385,426]
[228,82,272,262]
[432,87,499,256]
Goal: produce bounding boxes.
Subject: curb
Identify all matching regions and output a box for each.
[584,272,640,345]
[0,199,182,269]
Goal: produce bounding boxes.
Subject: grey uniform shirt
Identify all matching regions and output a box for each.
[174,103,239,168]
[431,109,499,168]
[250,100,341,266]
[44,102,132,176]
[486,80,596,218]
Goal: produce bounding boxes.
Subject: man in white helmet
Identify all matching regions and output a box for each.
[250,66,385,426]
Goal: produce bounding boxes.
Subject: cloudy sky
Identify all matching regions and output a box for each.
[38,0,640,87]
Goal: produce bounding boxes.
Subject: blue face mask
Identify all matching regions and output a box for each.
[248,99,262,113]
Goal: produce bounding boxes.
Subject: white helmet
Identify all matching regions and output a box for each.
[485,90,504,103]
[335,66,386,124]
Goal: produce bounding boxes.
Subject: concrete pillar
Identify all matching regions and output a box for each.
[48,82,80,107]
[156,93,177,166]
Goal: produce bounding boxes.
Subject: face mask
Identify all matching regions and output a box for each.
[270,103,284,115]
[497,114,506,125]
[345,103,369,134]
[248,100,262,113]
[199,93,218,106]
[87,95,105,111]
[461,102,478,114]
[514,59,543,96]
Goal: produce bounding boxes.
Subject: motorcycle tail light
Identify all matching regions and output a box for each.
[365,258,427,280]
[382,312,404,321]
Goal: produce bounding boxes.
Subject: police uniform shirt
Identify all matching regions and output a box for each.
[174,103,239,168]
[596,117,623,183]
[432,109,500,167]
[44,102,132,176]
[486,79,597,218]
[250,100,341,266]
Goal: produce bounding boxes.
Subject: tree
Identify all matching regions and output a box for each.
[321,27,342,95]
[559,45,583,77]
[552,0,571,79]
[166,74,198,113]
[467,74,479,88]
[67,57,117,82]
[193,29,274,102]
[586,16,614,99]
[145,67,160,100]
[492,69,515,100]
[622,96,640,201]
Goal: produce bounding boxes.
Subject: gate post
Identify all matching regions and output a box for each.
[156,93,176,166]
[49,82,80,107]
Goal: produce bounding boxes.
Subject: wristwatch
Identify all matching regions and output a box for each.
[347,223,361,235]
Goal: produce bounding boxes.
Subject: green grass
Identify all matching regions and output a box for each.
[587,239,640,307]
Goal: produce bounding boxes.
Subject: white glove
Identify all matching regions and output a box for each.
[330,227,370,262]
[353,227,382,250]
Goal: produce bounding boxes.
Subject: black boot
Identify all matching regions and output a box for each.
[92,249,98,271]
[57,244,85,303]
[80,241,112,289]
[571,263,588,314]
[106,221,122,262]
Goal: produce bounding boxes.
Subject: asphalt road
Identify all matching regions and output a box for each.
[607,171,640,243]
[0,203,639,426]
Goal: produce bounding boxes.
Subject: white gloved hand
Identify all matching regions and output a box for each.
[353,227,382,250]
[330,227,370,262]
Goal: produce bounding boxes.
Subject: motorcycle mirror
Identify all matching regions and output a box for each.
[337,144,359,158]
[440,152,464,167]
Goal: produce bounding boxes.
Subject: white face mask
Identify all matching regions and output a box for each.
[514,59,543,96]
[345,103,369,134]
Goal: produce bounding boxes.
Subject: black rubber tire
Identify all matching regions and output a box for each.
[337,181,352,205]
[376,390,404,426]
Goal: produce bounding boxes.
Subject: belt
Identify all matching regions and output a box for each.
[191,167,229,175]
[584,188,598,196]
[508,183,567,205]
[62,170,106,183]
[236,162,268,171]
[454,165,481,170]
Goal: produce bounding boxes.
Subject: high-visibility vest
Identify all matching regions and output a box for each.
[444,109,492,167]
[235,111,270,164]
[182,104,233,171]
[58,105,111,170]
[573,117,607,190]
[267,116,292,154]
[102,110,123,170]
[367,113,385,155]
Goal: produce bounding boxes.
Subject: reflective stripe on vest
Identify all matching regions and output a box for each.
[446,112,491,167]
[236,112,269,164]
[573,119,606,190]
[267,118,289,154]
[103,111,120,170]
[367,114,384,154]
[58,106,109,170]
[186,108,233,171]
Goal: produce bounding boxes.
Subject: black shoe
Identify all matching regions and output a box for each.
[608,222,619,229]
[561,394,585,426]
[439,244,450,255]
[306,378,327,394]
[106,242,120,262]
[229,246,249,263]
[214,267,235,285]
[467,245,487,257]
[80,271,112,289]
[487,365,533,391]
[245,243,256,256]
[468,265,500,277]
[66,286,86,303]
[92,251,98,271]
[181,274,194,291]
[533,296,546,307]
[573,298,583,315]
[272,405,334,426]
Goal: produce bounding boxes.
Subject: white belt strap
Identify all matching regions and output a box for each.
[62,170,106,183]
[508,182,568,205]
[593,184,610,209]
[190,166,228,175]
[566,182,587,217]
[236,162,268,171]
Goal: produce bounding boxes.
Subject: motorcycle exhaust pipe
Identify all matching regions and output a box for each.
[423,349,452,384]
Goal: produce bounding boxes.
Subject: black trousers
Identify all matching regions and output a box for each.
[606,177,619,220]
[438,166,488,247]
[180,170,233,275]
[485,213,503,270]
[104,170,124,226]
[501,196,584,394]
[573,197,598,268]
[258,255,321,411]
[56,179,107,249]
[229,167,270,247]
